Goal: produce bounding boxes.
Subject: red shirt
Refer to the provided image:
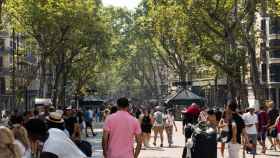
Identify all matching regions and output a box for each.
[257,111,268,132]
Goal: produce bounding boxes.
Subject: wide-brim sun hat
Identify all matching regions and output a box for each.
[46,112,64,124]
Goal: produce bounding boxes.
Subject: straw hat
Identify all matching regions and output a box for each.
[46,112,64,124]
[49,106,55,110]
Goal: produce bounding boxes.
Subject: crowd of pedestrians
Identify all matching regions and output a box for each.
[182,100,280,158]
[0,105,102,158]
[101,98,178,158]
[1,97,280,158]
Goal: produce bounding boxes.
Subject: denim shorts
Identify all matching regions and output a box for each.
[257,131,267,141]
[248,134,257,144]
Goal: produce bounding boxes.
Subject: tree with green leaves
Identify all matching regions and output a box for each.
[185,0,280,102]
[6,0,110,106]
[139,0,196,83]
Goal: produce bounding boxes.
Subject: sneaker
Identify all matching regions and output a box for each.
[160,144,163,147]
[153,142,156,146]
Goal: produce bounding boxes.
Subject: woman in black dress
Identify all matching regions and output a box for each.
[140,109,153,147]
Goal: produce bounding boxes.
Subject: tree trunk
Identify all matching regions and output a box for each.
[58,65,68,107]
[52,68,61,108]
[178,67,187,89]
[39,54,47,97]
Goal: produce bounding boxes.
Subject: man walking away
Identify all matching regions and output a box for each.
[153,106,165,147]
[227,101,245,158]
[257,106,269,153]
[242,107,258,157]
[84,107,96,137]
[102,97,142,158]
[25,119,86,158]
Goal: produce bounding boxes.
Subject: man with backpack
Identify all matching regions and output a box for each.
[153,106,165,147]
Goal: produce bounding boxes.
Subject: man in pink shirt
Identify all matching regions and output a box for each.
[102,97,142,158]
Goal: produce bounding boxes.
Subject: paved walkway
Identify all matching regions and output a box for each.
[87,122,280,158]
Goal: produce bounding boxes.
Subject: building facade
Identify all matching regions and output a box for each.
[0,30,39,111]
[258,15,280,108]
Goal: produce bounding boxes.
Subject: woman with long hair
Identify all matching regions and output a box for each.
[164,110,178,147]
[12,125,32,158]
[0,126,21,158]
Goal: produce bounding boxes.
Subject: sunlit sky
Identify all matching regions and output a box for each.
[102,0,141,10]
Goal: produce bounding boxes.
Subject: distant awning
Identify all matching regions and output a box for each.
[165,89,204,106]
[82,96,104,102]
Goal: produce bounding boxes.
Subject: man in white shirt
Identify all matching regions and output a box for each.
[25,119,86,158]
[153,108,165,147]
[242,107,258,157]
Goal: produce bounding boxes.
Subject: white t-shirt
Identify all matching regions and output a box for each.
[242,112,258,134]
[153,111,164,127]
[43,128,86,158]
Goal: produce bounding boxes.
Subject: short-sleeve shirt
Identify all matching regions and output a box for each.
[153,111,164,127]
[242,112,258,134]
[43,128,86,158]
[103,111,141,158]
[165,114,174,127]
[257,111,268,132]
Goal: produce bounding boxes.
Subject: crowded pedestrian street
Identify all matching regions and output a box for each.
[88,122,280,158]
[1,0,280,158]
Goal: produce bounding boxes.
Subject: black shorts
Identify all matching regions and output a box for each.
[85,121,92,127]
[268,127,277,138]
[141,124,152,133]
[258,131,267,141]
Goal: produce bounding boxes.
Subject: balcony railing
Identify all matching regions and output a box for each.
[0,32,9,38]
[0,67,11,76]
